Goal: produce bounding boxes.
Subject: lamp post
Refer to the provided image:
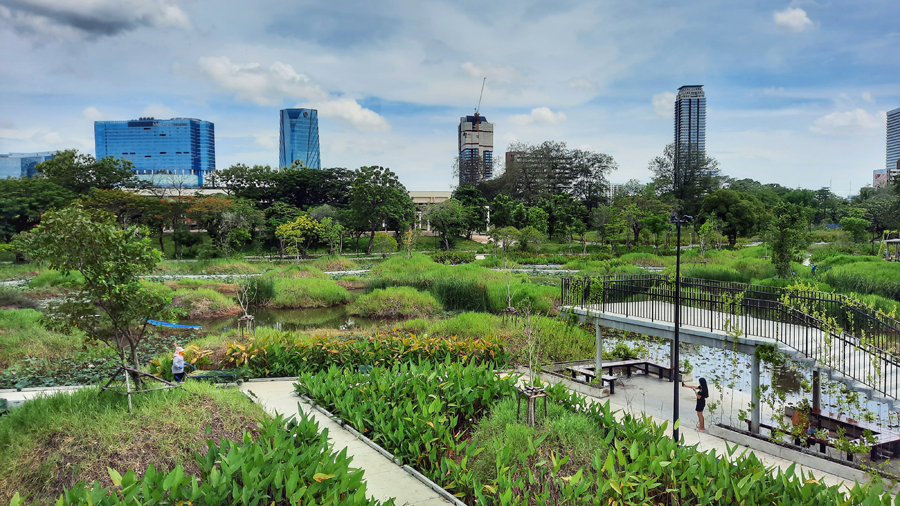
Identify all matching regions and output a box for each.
[670,213,692,443]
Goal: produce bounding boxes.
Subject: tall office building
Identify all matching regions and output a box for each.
[94,117,215,187]
[279,108,320,169]
[0,151,56,179]
[887,107,900,179]
[458,113,493,186]
[675,85,706,154]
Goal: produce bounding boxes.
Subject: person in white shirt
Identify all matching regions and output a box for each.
[172,346,186,382]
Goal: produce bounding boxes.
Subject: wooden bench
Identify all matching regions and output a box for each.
[566,365,618,394]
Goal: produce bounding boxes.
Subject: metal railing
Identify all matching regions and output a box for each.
[561,274,900,400]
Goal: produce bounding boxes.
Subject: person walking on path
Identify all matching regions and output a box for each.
[685,377,709,431]
[172,346,186,383]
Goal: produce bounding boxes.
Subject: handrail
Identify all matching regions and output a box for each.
[560,274,900,400]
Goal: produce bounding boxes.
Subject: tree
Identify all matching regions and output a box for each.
[276,215,324,259]
[349,166,414,253]
[641,212,670,253]
[770,202,811,278]
[648,143,721,217]
[319,217,346,255]
[264,202,304,257]
[0,178,74,244]
[452,185,489,238]
[700,189,765,247]
[518,226,547,252]
[35,149,142,194]
[210,163,278,202]
[424,199,471,251]
[489,226,520,254]
[371,232,397,258]
[81,189,150,228]
[13,205,171,393]
[840,216,870,243]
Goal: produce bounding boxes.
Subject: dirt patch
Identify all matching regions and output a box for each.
[3,393,260,503]
[336,279,367,290]
[170,296,241,319]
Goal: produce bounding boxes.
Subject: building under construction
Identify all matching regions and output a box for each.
[458,114,494,186]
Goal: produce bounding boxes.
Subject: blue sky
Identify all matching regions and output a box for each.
[0,0,898,194]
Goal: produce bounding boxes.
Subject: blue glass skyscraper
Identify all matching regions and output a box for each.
[675,85,706,153]
[94,117,215,187]
[887,107,900,178]
[0,151,56,178]
[279,109,321,169]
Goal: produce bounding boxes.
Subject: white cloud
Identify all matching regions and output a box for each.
[82,106,102,120]
[862,91,874,103]
[569,79,594,90]
[509,107,567,126]
[200,56,390,131]
[809,109,885,135]
[774,7,813,32]
[254,134,278,150]
[652,92,676,118]
[0,0,190,40]
[460,62,520,83]
[142,103,174,118]
[307,98,391,132]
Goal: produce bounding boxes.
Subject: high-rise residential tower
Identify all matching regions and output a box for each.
[94,117,215,187]
[458,113,493,186]
[675,85,706,154]
[887,107,900,179]
[279,108,320,169]
[0,151,56,178]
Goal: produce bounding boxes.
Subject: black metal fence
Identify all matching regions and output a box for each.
[561,274,900,400]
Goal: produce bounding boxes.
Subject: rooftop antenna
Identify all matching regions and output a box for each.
[475,77,486,116]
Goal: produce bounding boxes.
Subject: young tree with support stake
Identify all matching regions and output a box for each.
[13,204,175,410]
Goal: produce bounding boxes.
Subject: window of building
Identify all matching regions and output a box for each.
[145,155,152,158]
[160,134,166,136]
[160,152,166,154]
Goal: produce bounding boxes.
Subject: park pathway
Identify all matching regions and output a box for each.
[240,379,452,506]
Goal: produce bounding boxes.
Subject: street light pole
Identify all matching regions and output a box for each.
[671,213,692,443]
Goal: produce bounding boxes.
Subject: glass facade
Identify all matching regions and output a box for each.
[675,85,706,153]
[94,117,215,187]
[0,151,56,179]
[458,114,493,186]
[888,107,900,178]
[279,109,321,169]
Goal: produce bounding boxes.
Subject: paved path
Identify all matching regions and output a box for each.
[240,380,451,506]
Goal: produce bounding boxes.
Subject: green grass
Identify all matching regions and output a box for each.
[348,287,442,318]
[163,278,237,294]
[154,259,268,275]
[171,288,240,318]
[28,270,85,288]
[310,256,360,272]
[269,277,351,308]
[0,263,44,281]
[822,262,900,301]
[262,264,329,280]
[469,397,607,482]
[0,382,264,504]
[619,252,672,267]
[0,309,83,369]
[0,286,38,309]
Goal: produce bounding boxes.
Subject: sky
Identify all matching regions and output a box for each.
[1,0,898,195]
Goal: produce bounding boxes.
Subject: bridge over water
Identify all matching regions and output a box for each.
[559,275,900,433]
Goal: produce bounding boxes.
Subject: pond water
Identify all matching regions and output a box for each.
[181,305,378,334]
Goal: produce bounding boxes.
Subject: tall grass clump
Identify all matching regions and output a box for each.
[0,286,38,309]
[731,257,776,281]
[263,264,328,279]
[269,278,351,309]
[0,309,83,368]
[171,288,240,318]
[310,256,359,272]
[474,256,520,269]
[815,254,881,268]
[619,252,671,267]
[348,287,442,318]
[680,264,749,284]
[28,270,85,288]
[823,262,900,300]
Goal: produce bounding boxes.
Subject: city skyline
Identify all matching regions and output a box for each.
[1,1,898,195]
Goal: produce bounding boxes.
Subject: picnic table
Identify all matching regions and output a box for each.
[566,359,676,395]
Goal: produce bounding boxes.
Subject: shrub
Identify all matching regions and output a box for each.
[171,288,240,318]
[269,277,351,308]
[348,287,442,318]
[310,256,359,272]
[431,250,476,265]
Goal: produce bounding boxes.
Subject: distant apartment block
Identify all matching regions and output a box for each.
[0,151,56,179]
[458,114,493,186]
[888,107,900,179]
[279,108,320,169]
[94,117,215,187]
[675,85,706,154]
[874,169,889,188]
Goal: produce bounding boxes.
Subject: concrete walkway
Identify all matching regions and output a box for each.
[240,380,451,506]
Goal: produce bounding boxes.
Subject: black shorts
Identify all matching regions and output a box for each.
[174,372,185,382]
[695,398,706,412]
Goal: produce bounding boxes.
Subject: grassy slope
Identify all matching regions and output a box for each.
[0,382,264,504]
[0,309,83,369]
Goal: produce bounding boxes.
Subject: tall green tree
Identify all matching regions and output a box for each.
[700,189,765,247]
[452,185,489,238]
[35,149,142,194]
[349,166,414,253]
[648,143,721,217]
[424,199,471,250]
[0,178,74,244]
[13,205,170,388]
[770,202,811,278]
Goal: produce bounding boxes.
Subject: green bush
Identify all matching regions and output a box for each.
[348,287,442,318]
[171,288,239,318]
[431,250,476,264]
[269,277,351,308]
